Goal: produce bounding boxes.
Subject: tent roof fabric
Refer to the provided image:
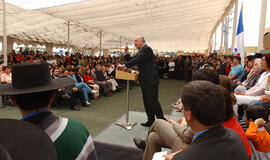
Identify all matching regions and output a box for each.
[0,0,235,51]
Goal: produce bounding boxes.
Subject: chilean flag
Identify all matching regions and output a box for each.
[234,6,245,65]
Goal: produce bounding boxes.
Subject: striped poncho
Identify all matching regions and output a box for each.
[25,112,97,160]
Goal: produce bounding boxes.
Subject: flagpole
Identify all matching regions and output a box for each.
[235,4,245,66]
[257,0,267,52]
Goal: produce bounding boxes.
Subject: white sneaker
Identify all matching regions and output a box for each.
[90,90,97,94]
[86,101,91,105]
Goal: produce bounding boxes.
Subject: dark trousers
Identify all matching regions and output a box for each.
[141,85,165,122]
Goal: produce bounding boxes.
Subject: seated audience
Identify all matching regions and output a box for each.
[136,68,251,160]
[235,54,270,105]
[68,68,96,105]
[53,68,86,110]
[0,63,98,160]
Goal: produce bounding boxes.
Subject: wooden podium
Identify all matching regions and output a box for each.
[115,69,139,130]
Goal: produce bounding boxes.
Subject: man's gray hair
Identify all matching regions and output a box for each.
[139,37,145,43]
[254,58,262,68]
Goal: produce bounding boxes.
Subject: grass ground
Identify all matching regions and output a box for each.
[0,79,186,136]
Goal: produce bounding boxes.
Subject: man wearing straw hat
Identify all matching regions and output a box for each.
[0,62,98,160]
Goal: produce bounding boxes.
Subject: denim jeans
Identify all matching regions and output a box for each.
[75,82,93,101]
[251,101,270,109]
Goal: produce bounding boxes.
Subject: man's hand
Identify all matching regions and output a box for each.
[73,87,78,92]
[237,82,242,85]
[178,118,187,125]
[254,118,266,128]
[261,94,270,103]
[163,152,178,160]
[168,120,176,125]
[117,64,125,69]
[235,91,246,95]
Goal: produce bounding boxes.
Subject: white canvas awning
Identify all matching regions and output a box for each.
[0,0,235,51]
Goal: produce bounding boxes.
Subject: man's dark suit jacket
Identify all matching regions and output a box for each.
[95,70,106,82]
[173,125,249,160]
[219,61,228,75]
[125,45,159,87]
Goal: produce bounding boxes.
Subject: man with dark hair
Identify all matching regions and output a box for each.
[228,56,244,81]
[172,81,249,160]
[172,67,219,111]
[192,67,219,84]
[219,55,228,75]
[0,63,97,160]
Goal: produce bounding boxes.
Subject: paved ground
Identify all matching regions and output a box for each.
[0,79,186,136]
[94,110,183,147]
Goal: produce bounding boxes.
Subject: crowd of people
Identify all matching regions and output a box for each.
[1,49,130,110]
[134,53,270,160]
[1,48,270,160]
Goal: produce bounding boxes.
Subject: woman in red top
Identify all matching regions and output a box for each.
[225,56,233,76]
[83,68,99,99]
[219,76,252,158]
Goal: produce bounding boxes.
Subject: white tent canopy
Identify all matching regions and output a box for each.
[0,0,235,51]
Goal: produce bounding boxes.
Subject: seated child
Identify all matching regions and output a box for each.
[245,106,270,153]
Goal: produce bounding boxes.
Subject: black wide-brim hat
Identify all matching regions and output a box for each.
[0,62,74,95]
[0,119,57,160]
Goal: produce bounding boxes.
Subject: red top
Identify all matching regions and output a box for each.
[16,55,25,62]
[222,116,252,158]
[225,64,231,76]
[66,57,71,64]
[83,74,94,83]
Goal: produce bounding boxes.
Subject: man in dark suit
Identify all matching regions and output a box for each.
[168,81,249,160]
[119,36,166,127]
[219,55,228,75]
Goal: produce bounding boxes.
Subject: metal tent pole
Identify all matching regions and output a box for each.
[257,0,267,52]
[214,30,217,51]
[120,36,122,53]
[219,21,224,51]
[67,21,70,52]
[231,0,239,51]
[99,30,102,56]
[2,0,7,66]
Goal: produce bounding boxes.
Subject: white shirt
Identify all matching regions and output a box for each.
[168,62,175,71]
[253,71,270,89]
